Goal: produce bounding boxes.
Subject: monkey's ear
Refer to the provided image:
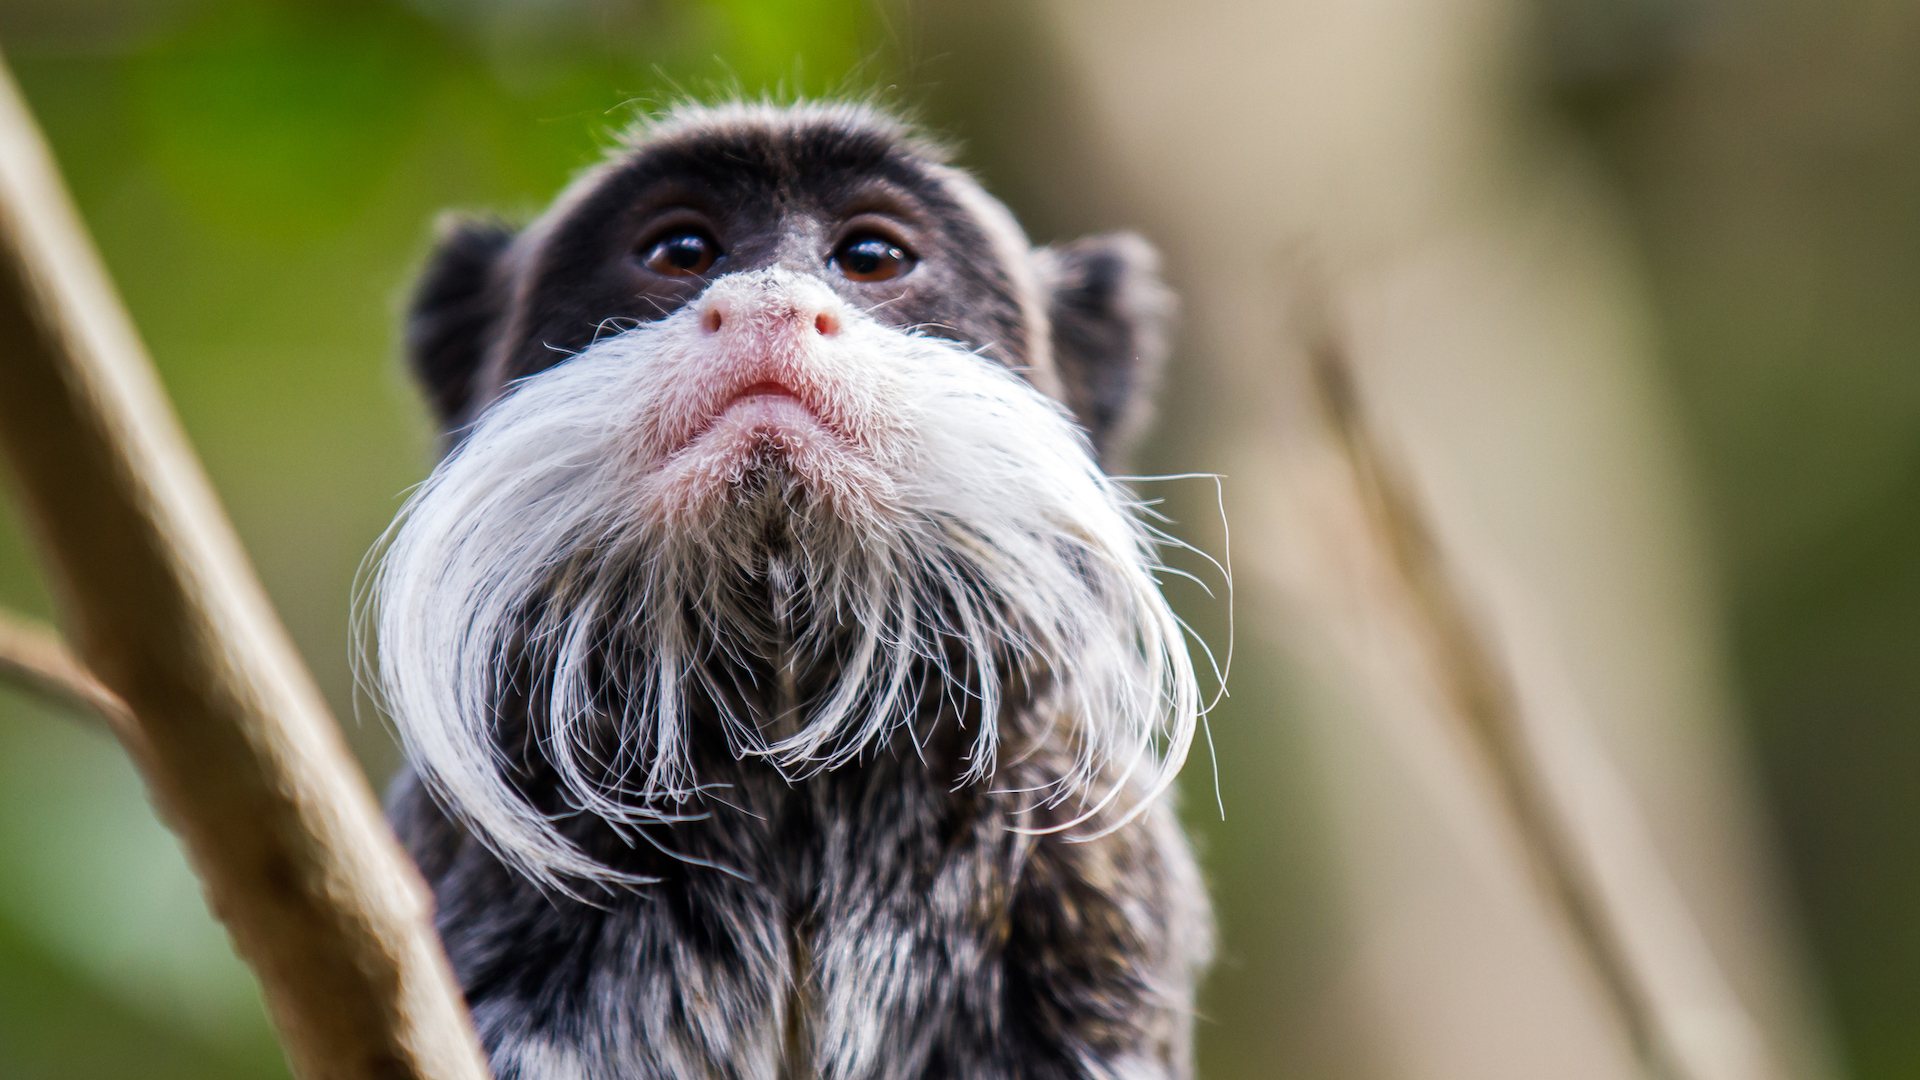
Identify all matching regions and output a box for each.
[408,214,516,427]
[1035,233,1175,469]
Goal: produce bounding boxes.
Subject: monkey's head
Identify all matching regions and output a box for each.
[370,102,1198,885]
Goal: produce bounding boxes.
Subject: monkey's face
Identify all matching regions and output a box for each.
[409,104,1172,467]
[371,104,1198,884]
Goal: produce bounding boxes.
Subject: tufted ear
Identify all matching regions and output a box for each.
[1035,233,1176,470]
[407,214,516,429]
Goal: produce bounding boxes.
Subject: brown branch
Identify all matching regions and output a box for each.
[0,54,488,1080]
[1301,308,1778,1080]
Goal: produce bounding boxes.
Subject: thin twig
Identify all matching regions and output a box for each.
[0,607,135,736]
[0,54,488,1080]
[1300,305,1779,1080]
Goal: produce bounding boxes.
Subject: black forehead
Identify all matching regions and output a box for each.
[583,111,956,221]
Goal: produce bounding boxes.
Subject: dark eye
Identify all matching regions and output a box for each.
[643,231,719,277]
[831,235,914,283]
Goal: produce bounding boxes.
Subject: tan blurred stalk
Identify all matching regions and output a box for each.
[0,55,488,1080]
[908,0,1837,1077]
[1301,308,1773,1080]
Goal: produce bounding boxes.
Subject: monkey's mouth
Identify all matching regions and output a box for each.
[661,375,851,492]
[645,344,888,523]
[729,380,804,406]
[719,381,814,428]
[692,379,829,448]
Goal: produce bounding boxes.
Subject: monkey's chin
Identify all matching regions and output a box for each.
[648,399,895,529]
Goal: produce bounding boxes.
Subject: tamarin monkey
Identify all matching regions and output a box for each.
[368,100,1213,1080]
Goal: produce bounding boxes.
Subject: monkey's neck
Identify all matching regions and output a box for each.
[762,547,805,744]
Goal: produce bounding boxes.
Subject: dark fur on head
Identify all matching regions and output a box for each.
[377,100,1209,1080]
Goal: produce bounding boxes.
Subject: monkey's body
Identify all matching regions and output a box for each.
[374,103,1211,1080]
[390,699,1204,1079]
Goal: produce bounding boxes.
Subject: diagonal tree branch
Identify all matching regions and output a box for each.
[1301,303,1778,1080]
[0,53,488,1080]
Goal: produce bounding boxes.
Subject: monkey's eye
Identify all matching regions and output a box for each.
[643,231,720,277]
[831,235,914,283]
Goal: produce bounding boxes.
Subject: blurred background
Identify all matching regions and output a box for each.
[0,0,1917,1078]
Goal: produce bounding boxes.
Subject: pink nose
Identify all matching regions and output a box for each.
[698,292,841,338]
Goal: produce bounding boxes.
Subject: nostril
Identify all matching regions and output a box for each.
[813,311,840,336]
[702,307,724,334]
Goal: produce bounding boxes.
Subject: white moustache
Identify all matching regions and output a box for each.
[363,270,1199,888]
